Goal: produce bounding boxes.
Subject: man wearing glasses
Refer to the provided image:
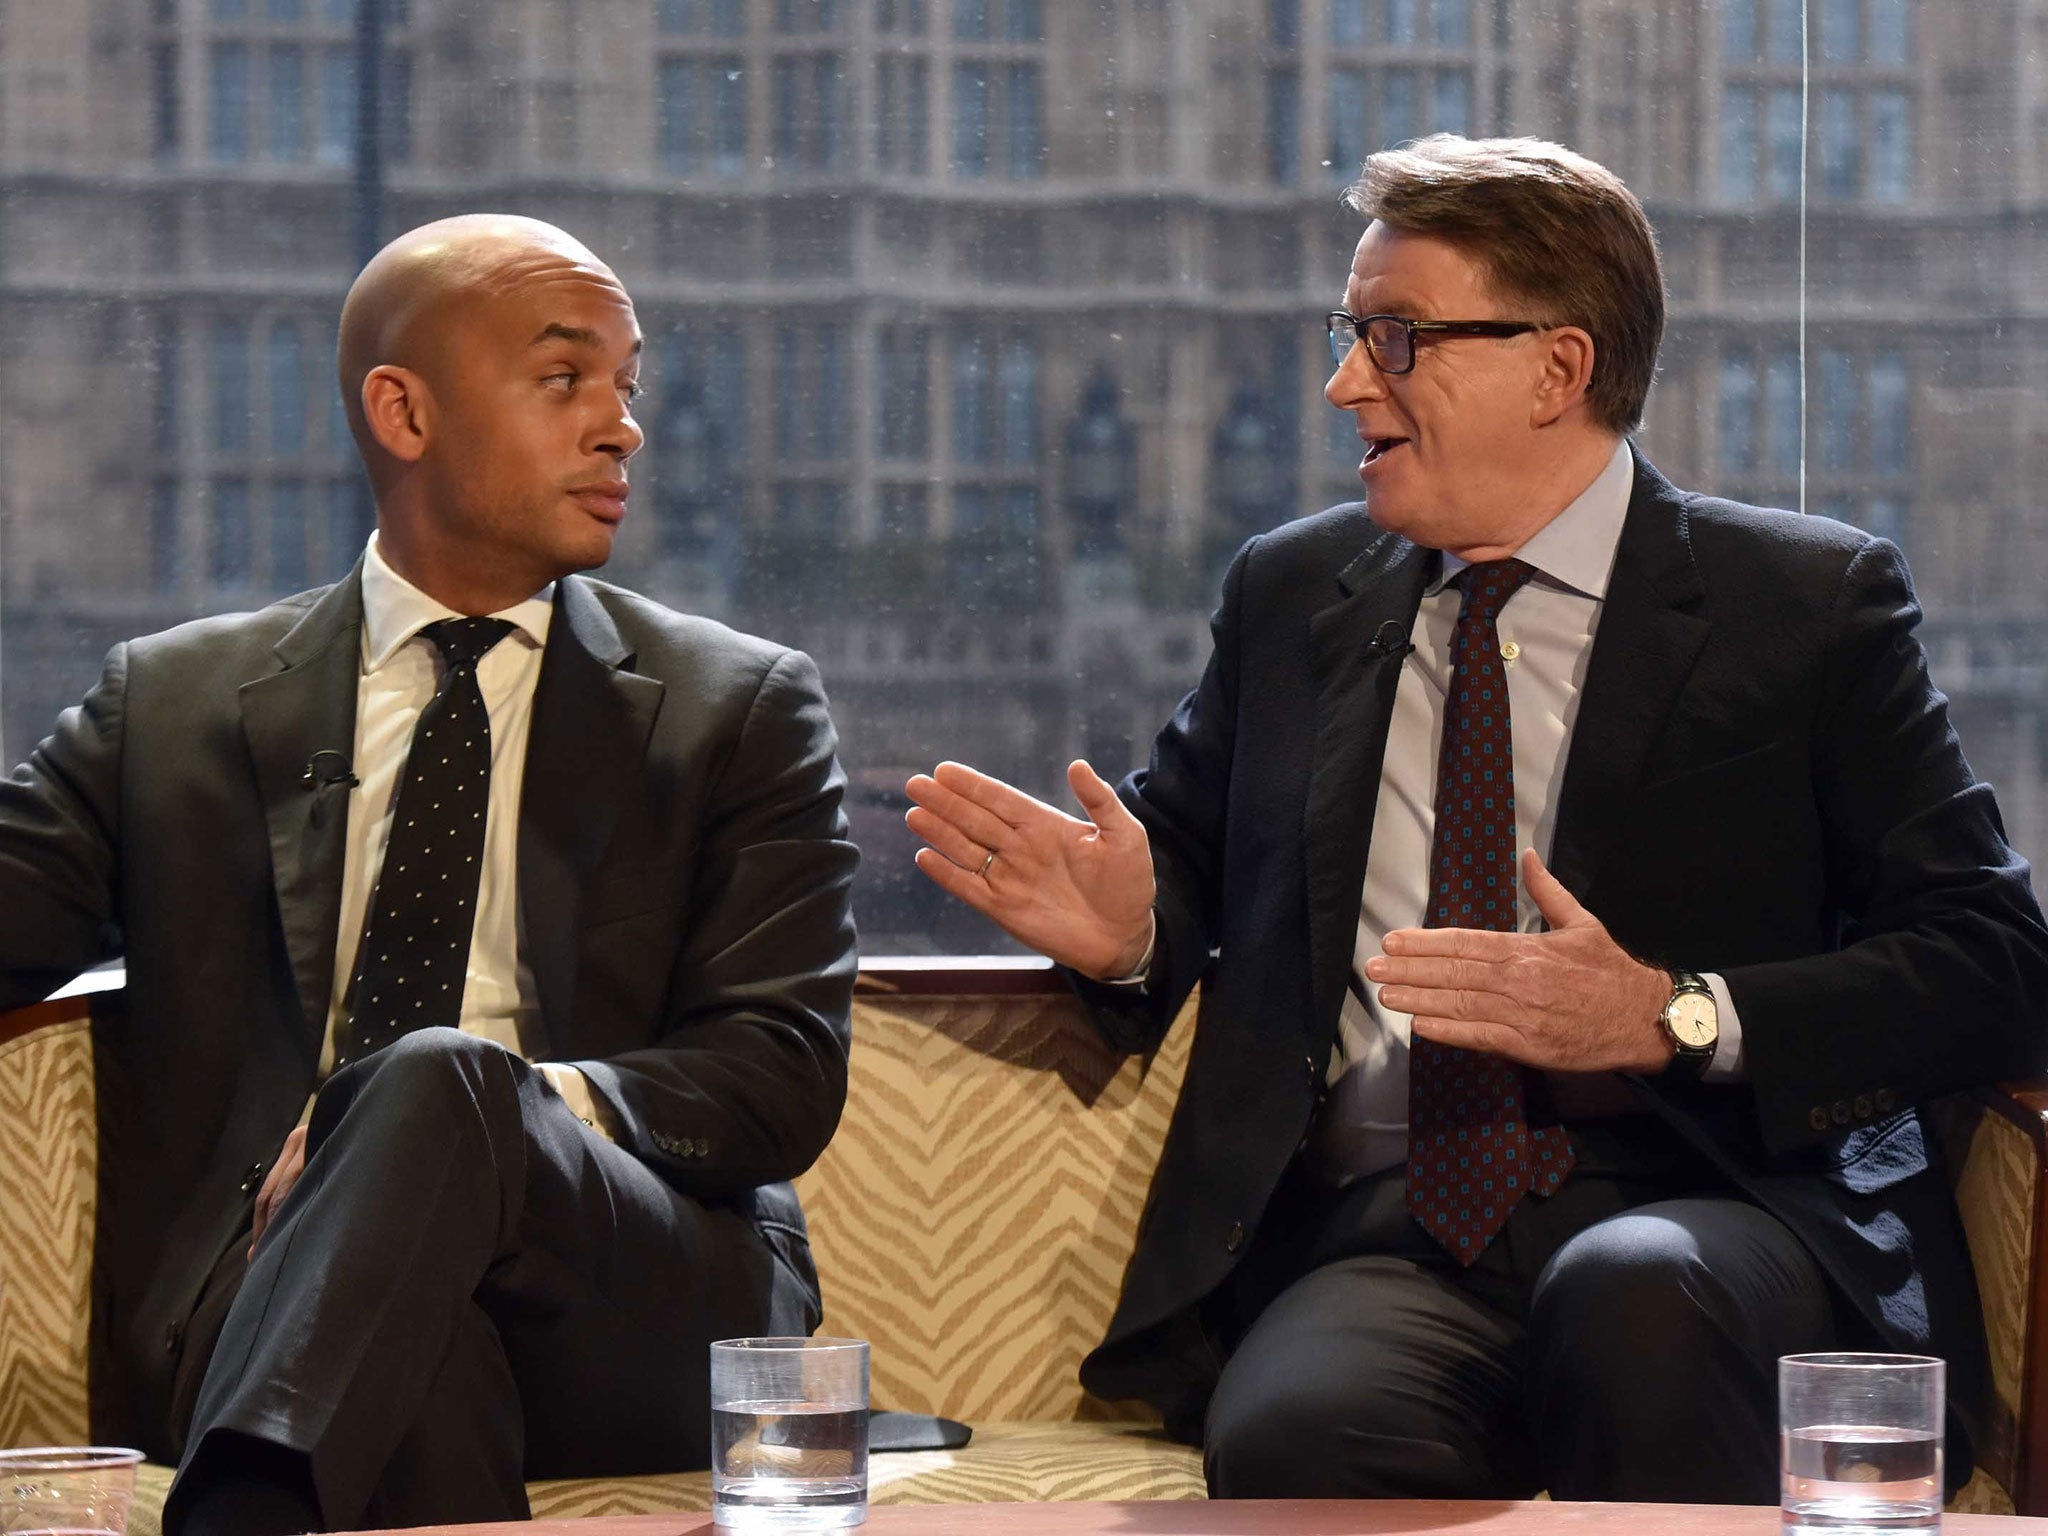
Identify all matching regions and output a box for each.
[907,136,2048,1503]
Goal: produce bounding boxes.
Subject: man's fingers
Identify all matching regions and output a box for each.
[1521,848,1591,928]
[912,846,1005,917]
[1379,985,1512,1022]
[1367,956,1492,993]
[906,772,1036,854]
[905,805,1003,875]
[1382,925,1518,960]
[1066,760,1140,837]
[932,760,1061,828]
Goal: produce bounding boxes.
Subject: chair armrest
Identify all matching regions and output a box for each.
[0,992,96,1050]
[1970,1081,2048,1515]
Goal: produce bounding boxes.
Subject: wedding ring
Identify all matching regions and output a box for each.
[979,849,997,878]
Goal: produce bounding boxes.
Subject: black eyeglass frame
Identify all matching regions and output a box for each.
[1325,310,1542,374]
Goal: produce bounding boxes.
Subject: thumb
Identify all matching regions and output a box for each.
[1068,759,1137,835]
[1522,848,1591,928]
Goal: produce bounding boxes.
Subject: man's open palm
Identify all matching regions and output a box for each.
[905,759,1155,979]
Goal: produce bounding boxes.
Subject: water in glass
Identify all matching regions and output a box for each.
[712,1400,868,1532]
[1780,1423,1942,1533]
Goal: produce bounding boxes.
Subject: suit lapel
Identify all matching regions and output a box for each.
[1548,450,1713,902]
[239,567,365,1047]
[1303,530,1433,1044]
[518,576,666,1046]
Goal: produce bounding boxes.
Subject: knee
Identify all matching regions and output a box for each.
[1204,1358,1511,1500]
[1529,1211,1724,1388]
[324,1028,518,1139]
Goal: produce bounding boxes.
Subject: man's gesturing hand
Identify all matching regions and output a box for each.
[1368,849,1675,1074]
[905,759,1155,980]
[249,1125,308,1259]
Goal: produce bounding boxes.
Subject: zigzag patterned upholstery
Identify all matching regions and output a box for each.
[0,985,2029,1521]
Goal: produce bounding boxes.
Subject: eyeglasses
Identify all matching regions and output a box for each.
[1325,311,1541,374]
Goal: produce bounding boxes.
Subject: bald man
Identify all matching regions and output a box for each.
[0,216,858,1533]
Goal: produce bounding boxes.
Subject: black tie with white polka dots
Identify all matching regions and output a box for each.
[344,617,515,1063]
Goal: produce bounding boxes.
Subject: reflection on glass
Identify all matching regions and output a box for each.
[1765,349,1801,480]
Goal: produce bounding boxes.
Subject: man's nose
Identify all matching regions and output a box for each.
[1325,341,1386,411]
[597,405,645,462]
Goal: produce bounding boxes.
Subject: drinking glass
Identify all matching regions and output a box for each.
[1780,1353,1944,1535]
[710,1336,869,1532]
[0,1447,145,1536]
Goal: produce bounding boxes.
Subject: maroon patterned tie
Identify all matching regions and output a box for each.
[1405,558,1575,1263]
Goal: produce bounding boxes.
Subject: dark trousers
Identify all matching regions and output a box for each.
[1202,1117,1837,1503]
[162,1029,814,1533]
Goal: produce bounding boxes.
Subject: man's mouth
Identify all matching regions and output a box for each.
[1360,435,1410,466]
[568,482,629,521]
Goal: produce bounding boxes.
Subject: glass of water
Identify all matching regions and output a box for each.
[711,1337,869,1532]
[1780,1353,1944,1535]
[0,1447,145,1536]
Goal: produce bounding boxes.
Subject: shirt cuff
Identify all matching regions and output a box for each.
[1101,911,1158,988]
[535,1062,622,1141]
[1699,972,1746,1081]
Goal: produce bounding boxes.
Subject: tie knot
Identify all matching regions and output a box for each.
[1457,558,1536,621]
[422,616,516,670]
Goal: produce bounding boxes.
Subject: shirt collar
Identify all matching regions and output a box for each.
[358,532,556,674]
[1429,438,1635,601]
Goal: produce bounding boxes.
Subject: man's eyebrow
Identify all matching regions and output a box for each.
[530,323,644,357]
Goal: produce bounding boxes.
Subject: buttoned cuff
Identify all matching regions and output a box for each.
[535,1062,622,1141]
[1101,911,1158,989]
[1699,972,1745,1081]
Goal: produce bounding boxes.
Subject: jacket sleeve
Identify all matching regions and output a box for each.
[1723,537,2048,1148]
[568,649,860,1196]
[1066,539,1253,1055]
[0,645,128,1009]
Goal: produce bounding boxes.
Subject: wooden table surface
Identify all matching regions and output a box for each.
[364,1500,2048,1536]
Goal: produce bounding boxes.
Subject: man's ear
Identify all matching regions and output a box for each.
[360,365,432,464]
[1530,326,1596,429]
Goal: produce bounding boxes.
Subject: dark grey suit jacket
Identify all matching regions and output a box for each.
[0,565,859,1454]
[1069,452,2048,1474]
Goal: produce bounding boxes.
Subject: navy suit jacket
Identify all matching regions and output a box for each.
[1070,451,2048,1476]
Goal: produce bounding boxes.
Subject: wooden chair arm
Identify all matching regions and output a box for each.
[0,992,96,1050]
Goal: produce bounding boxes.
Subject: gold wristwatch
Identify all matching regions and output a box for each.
[1658,969,1719,1077]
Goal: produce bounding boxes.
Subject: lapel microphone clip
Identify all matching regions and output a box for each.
[302,750,361,827]
[1368,619,1416,659]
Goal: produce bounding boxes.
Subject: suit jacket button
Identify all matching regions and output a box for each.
[1809,1107,1830,1132]
[1875,1088,1896,1112]
[1853,1095,1873,1119]
[1831,1101,1851,1125]
[1225,1221,1245,1254]
[239,1162,266,1195]
[694,1139,711,1156]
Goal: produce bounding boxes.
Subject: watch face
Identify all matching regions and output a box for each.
[1668,991,1718,1049]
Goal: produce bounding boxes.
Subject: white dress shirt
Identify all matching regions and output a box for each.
[1310,440,1743,1183]
[317,535,612,1132]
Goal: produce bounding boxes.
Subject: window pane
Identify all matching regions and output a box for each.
[1433,69,1470,135]
[1330,0,1367,46]
[660,60,696,174]
[211,43,251,164]
[1723,0,1757,62]
[1764,348,1800,478]
[272,480,309,590]
[269,45,307,162]
[1818,88,1856,199]
[1003,0,1042,43]
[1387,0,1418,46]
[1818,347,1855,471]
[1006,63,1043,180]
[1383,67,1417,148]
[1766,86,1801,200]
[318,46,355,168]
[268,322,306,454]
[1720,85,1756,202]
[1765,0,1802,62]
[999,339,1035,465]
[1267,67,1299,184]
[1869,0,1910,65]
[213,479,253,587]
[1870,350,1909,475]
[952,62,989,177]
[952,333,991,464]
[952,0,987,41]
[1330,69,1367,179]
[1870,90,1911,203]
[1269,0,1300,49]
[1718,355,1758,475]
[1433,0,1469,46]
[214,319,251,454]
[1819,0,1858,63]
